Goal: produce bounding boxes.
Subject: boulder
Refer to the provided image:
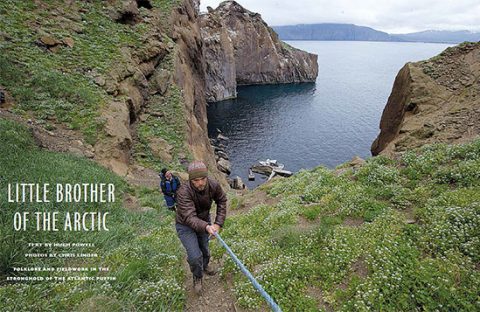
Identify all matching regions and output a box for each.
[350,156,366,167]
[94,76,106,87]
[139,62,156,78]
[230,175,245,189]
[109,0,140,25]
[63,37,74,48]
[213,145,226,153]
[217,133,229,141]
[148,137,173,163]
[217,158,231,174]
[149,69,171,95]
[39,35,60,47]
[216,150,229,160]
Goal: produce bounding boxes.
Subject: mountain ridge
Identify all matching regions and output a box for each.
[272,23,480,43]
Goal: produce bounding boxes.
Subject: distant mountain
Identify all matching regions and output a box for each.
[272,23,480,44]
[393,30,480,44]
[272,23,399,41]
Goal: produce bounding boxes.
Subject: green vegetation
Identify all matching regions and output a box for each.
[0,0,142,143]
[1,0,189,170]
[212,139,480,311]
[0,3,190,307]
[0,56,105,145]
[136,53,192,172]
[0,119,185,311]
[0,0,180,145]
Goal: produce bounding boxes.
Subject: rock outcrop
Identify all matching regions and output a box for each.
[93,1,173,178]
[95,0,226,185]
[171,0,229,186]
[372,42,480,155]
[0,0,228,187]
[200,1,318,102]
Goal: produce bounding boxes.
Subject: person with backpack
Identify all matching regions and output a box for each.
[160,168,181,211]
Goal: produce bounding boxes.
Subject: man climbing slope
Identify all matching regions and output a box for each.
[175,160,227,295]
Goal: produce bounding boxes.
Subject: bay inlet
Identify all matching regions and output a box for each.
[207,41,453,188]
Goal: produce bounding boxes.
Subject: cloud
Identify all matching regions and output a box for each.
[200,0,480,33]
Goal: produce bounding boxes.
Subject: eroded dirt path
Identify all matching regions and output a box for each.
[184,258,240,312]
[182,188,279,312]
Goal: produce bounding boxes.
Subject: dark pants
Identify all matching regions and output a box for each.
[175,223,210,278]
[164,195,176,209]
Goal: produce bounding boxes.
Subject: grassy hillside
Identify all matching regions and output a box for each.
[0,0,145,143]
[0,0,189,172]
[0,118,185,311]
[213,139,480,311]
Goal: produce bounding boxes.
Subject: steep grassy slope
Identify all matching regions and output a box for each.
[1,0,142,142]
[0,119,185,311]
[214,139,480,311]
[0,0,190,172]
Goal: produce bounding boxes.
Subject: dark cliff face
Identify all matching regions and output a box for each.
[372,42,480,156]
[199,10,237,102]
[200,1,319,102]
[171,0,228,186]
[371,64,413,155]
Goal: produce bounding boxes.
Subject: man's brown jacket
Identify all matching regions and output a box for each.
[175,177,227,233]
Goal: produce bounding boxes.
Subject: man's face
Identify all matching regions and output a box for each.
[165,171,172,180]
[191,176,207,191]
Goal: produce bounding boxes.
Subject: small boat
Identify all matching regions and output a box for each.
[267,167,293,182]
[258,159,284,169]
[248,169,255,180]
[251,159,292,178]
[272,168,293,177]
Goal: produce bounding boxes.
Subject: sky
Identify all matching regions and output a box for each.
[199,0,480,34]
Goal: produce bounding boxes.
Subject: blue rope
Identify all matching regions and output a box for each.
[214,232,282,312]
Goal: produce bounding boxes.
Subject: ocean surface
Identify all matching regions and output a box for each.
[207,41,453,188]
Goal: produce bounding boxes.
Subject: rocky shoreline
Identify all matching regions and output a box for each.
[209,130,248,189]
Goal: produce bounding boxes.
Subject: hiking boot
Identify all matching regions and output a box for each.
[203,265,217,276]
[193,276,203,295]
